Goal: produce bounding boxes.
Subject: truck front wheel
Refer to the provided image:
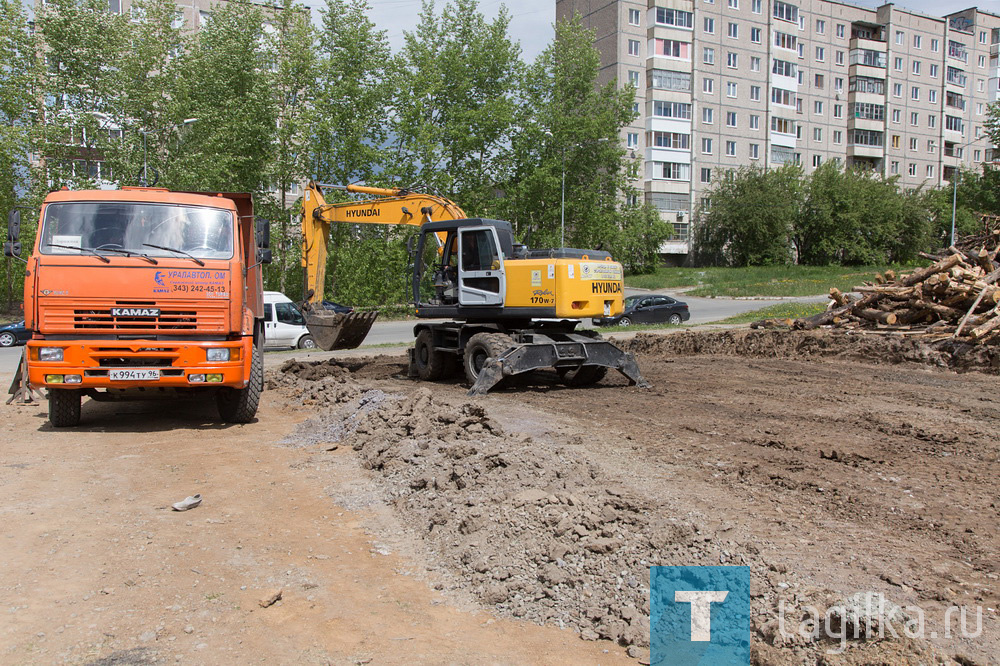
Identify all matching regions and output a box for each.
[217,344,262,423]
[48,389,82,427]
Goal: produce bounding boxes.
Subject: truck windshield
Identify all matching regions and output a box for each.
[39,202,234,260]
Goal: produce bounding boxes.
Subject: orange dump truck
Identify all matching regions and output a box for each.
[4,186,271,427]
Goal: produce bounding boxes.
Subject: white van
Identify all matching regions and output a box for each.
[262,292,316,349]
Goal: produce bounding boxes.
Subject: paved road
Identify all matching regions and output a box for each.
[0,292,824,388]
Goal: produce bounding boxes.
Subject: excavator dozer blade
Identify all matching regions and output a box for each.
[305,311,379,351]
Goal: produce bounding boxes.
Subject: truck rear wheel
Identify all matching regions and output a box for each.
[463,332,512,386]
[217,344,262,423]
[48,389,81,427]
[414,329,457,381]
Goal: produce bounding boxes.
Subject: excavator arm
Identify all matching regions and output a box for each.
[299,181,467,350]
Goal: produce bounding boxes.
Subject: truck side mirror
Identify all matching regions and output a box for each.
[3,241,20,258]
[257,248,272,265]
[7,209,20,242]
[255,218,270,249]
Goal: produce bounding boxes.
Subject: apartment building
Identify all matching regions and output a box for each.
[556,0,1000,258]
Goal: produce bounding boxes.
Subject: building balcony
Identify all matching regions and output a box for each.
[847,143,884,159]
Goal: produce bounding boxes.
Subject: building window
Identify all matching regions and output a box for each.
[815,47,825,62]
[628,8,640,25]
[946,115,963,132]
[816,19,825,34]
[703,47,715,64]
[911,86,919,101]
[895,30,904,45]
[655,162,691,181]
[833,130,842,144]
[702,107,714,123]
[703,77,714,93]
[750,56,761,71]
[771,87,795,106]
[628,70,640,86]
[894,57,903,71]
[628,40,640,56]
[798,43,804,58]
[812,155,822,167]
[927,139,935,152]
[771,116,795,135]
[701,168,712,183]
[726,81,737,97]
[974,150,981,161]
[727,52,738,68]
[814,74,824,89]
[926,165,935,179]
[773,1,798,24]
[836,23,845,38]
[850,49,886,68]
[930,64,938,77]
[910,111,919,125]
[649,69,692,91]
[726,111,737,127]
[774,31,797,51]
[108,0,122,13]
[627,132,638,148]
[752,0,762,13]
[652,101,693,119]
[949,40,968,63]
[892,82,902,97]
[655,39,691,59]
[978,79,985,92]
[814,100,823,114]
[771,145,795,164]
[749,85,761,101]
[648,193,691,212]
[750,114,760,130]
[850,129,883,147]
[931,38,939,52]
[833,104,842,118]
[813,127,822,142]
[851,102,885,121]
[929,90,937,103]
[772,58,796,77]
[749,143,759,159]
[702,137,713,154]
[751,27,761,43]
[650,131,690,149]
[851,76,885,95]
[728,22,738,39]
[891,109,900,123]
[891,161,899,174]
[725,141,736,156]
[891,135,900,148]
[633,102,640,115]
[836,50,844,65]
[909,137,918,150]
[655,8,693,28]
[977,103,983,115]
[979,55,986,68]
[980,30,988,44]
[728,0,738,8]
[704,17,715,33]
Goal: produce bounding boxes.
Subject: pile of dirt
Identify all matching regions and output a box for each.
[623,329,1000,374]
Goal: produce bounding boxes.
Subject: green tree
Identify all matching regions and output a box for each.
[0,0,39,311]
[168,2,276,193]
[389,0,522,212]
[694,164,803,266]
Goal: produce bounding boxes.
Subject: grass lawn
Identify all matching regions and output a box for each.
[625,264,917,298]
[711,301,828,325]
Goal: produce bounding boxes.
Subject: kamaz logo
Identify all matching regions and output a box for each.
[111,308,160,317]
[591,282,622,294]
[344,208,379,218]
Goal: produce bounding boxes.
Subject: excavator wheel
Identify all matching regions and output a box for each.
[413,330,458,381]
[558,365,608,387]
[463,332,513,387]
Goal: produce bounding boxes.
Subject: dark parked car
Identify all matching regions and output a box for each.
[593,294,690,327]
[0,320,31,347]
[321,301,354,314]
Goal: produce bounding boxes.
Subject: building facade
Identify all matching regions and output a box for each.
[556,0,1000,258]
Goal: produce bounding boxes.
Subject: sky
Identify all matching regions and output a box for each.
[299,0,997,63]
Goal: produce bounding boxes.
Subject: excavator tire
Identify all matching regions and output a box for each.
[217,344,262,423]
[559,365,608,387]
[413,329,458,381]
[463,332,513,386]
[48,389,82,427]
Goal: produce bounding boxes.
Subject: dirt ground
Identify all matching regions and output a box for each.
[2,329,998,665]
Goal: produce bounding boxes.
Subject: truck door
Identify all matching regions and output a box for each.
[457,226,505,306]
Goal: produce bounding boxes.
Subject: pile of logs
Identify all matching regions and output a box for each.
[753,235,1000,343]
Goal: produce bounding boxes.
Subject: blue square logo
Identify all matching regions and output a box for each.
[650,566,753,665]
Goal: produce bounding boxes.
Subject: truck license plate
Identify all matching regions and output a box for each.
[109,369,161,381]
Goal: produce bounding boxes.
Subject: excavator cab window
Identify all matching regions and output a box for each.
[419,230,459,306]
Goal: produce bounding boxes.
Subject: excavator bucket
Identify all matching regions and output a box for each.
[305,311,378,351]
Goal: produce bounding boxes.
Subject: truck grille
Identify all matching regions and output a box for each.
[42,299,228,334]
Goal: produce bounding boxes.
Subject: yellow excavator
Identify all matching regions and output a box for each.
[300,181,648,394]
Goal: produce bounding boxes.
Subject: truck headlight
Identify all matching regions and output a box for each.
[39,347,64,362]
[206,348,230,362]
